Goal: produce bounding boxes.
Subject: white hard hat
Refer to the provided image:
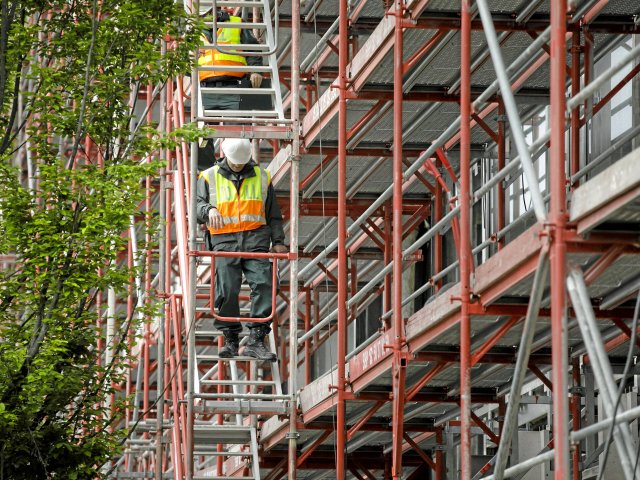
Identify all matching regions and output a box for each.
[221,138,252,166]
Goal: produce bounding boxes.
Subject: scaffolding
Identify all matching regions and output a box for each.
[107,0,640,479]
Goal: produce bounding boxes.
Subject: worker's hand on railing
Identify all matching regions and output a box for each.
[250,73,263,88]
[271,244,288,254]
[208,207,223,230]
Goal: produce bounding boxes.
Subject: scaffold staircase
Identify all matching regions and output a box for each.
[195,0,287,134]
[184,1,291,477]
[190,308,287,480]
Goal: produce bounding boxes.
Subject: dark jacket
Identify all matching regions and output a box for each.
[196,159,285,252]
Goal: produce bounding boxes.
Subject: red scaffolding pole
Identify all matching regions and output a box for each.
[550,0,570,477]
[391,0,407,477]
[336,0,349,476]
[459,0,473,478]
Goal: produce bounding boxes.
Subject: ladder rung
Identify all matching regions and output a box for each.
[198,65,272,72]
[196,115,292,124]
[203,109,280,117]
[202,125,292,140]
[201,379,275,386]
[195,400,287,415]
[200,43,271,51]
[193,428,252,445]
[200,87,275,95]
[196,392,289,400]
[210,0,265,7]
[209,22,266,29]
[194,477,255,480]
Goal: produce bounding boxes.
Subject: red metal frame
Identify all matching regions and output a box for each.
[459,1,473,477]
[336,0,349,477]
[105,0,640,478]
[550,0,571,477]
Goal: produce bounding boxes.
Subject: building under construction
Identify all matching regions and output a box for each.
[82,0,640,478]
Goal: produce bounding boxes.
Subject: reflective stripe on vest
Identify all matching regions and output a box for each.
[201,165,270,235]
[198,16,247,80]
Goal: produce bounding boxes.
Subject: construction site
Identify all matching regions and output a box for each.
[5,0,640,479]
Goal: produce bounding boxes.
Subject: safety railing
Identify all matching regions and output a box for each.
[192,250,293,322]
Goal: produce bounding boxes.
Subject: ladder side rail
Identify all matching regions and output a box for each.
[229,360,245,425]
[250,428,261,480]
[260,0,284,119]
[268,331,283,396]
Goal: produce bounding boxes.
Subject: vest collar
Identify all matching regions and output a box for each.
[216,159,258,180]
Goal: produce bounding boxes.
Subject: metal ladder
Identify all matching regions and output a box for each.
[180,1,291,476]
[189,268,288,480]
[195,0,285,127]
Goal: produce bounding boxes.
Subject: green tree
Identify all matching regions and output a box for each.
[0,1,199,478]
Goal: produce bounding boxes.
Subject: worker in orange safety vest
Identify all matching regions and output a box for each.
[198,8,264,112]
[196,138,287,361]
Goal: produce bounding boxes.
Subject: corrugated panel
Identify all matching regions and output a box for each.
[598,0,640,15]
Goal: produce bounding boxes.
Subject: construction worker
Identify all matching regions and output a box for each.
[196,138,287,361]
[198,8,264,112]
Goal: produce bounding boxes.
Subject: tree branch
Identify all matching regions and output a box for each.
[66,0,99,170]
[0,0,18,109]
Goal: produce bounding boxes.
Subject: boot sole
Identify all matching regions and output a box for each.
[219,350,239,358]
[243,349,277,362]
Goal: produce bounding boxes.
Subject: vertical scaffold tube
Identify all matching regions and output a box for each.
[336,0,349,476]
[155,41,167,480]
[391,0,406,478]
[288,0,301,476]
[459,0,472,478]
[550,0,570,478]
[186,3,199,469]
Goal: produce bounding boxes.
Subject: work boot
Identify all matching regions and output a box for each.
[243,327,277,362]
[219,330,239,358]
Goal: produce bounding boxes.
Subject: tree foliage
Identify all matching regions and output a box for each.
[0,1,199,478]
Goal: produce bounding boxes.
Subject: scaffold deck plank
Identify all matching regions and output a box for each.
[570,146,640,234]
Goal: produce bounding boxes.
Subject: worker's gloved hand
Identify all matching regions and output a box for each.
[271,244,288,254]
[208,207,223,230]
[250,73,263,88]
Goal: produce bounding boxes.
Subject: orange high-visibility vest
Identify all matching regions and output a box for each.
[198,16,248,81]
[201,165,270,235]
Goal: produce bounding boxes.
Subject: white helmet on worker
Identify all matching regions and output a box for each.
[221,138,252,166]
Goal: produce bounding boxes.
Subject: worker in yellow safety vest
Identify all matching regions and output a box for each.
[196,138,287,361]
[198,9,264,112]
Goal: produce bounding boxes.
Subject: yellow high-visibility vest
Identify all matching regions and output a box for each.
[200,165,270,235]
[198,16,247,81]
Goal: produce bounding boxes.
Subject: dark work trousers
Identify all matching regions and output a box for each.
[201,79,242,112]
[213,244,273,334]
[202,91,241,112]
